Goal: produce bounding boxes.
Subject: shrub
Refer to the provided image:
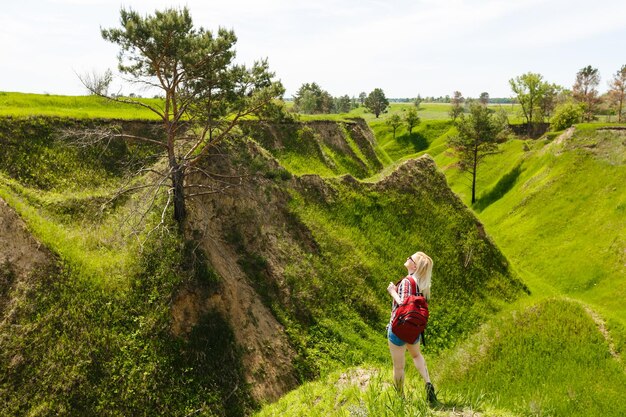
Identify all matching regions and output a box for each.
[550,102,583,131]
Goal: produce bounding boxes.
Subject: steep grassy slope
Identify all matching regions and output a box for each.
[0,116,525,416]
[242,119,387,178]
[436,298,626,416]
[5,110,622,416]
[256,295,626,417]
[181,132,527,383]
[435,127,626,321]
[427,125,626,416]
[370,119,455,162]
[0,117,254,416]
[253,118,626,417]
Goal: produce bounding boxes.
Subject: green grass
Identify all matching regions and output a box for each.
[1,115,527,416]
[435,138,530,205]
[3,101,625,416]
[254,366,516,417]
[0,117,255,416]
[0,116,153,287]
[436,297,626,416]
[253,116,626,416]
[284,156,525,358]
[437,126,626,324]
[0,176,134,287]
[0,91,162,119]
[0,116,166,287]
[0,225,252,416]
[427,124,626,416]
[2,92,523,124]
[256,294,626,417]
[243,120,383,179]
[370,119,455,162]
[256,297,625,417]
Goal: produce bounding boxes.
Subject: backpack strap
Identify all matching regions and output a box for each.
[394,275,422,300]
[408,275,426,347]
[407,275,421,296]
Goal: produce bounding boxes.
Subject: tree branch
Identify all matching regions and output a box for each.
[60,126,169,149]
[188,98,273,166]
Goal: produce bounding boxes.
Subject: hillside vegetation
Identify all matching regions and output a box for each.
[258,297,626,417]
[0,117,254,416]
[0,92,162,120]
[242,119,387,178]
[253,118,626,416]
[436,125,626,323]
[0,114,526,416]
[1,92,624,416]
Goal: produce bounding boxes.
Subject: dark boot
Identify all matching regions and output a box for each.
[425,382,438,406]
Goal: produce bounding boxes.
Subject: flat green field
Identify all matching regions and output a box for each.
[284,101,521,122]
[2,92,523,123]
[0,91,162,119]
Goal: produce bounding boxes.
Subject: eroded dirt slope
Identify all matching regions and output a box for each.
[0,198,54,318]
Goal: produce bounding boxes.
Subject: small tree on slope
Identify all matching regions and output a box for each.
[385,113,402,139]
[449,90,464,121]
[448,103,508,204]
[404,107,421,136]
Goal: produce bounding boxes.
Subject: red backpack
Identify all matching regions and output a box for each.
[391,276,429,345]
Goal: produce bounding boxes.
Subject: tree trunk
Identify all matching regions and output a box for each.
[172,164,186,230]
[471,146,478,204]
[471,169,477,204]
[527,99,533,136]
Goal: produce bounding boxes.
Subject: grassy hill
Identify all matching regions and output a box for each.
[257,297,626,417]
[435,125,626,323]
[0,113,526,416]
[1,93,624,416]
[435,297,626,416]
[241,119,387,178]
[252,118,626,416]
[0,117,254,415]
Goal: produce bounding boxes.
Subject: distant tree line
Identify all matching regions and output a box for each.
[383,96,517,104]
[505,64,626,132]
[441,64,626,134]
[445,63,626,207]
[292,83,392,117]
[292,82,360,114]
[281,64,626,126]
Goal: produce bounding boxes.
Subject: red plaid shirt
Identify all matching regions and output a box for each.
[388,276,417,328]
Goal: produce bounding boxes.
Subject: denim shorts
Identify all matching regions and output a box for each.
[387,327,421,347]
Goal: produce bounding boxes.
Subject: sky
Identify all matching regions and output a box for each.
[2,0,626,99]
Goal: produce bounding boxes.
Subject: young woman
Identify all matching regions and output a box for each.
[386,251,437,404]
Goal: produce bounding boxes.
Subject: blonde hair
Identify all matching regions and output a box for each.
[410,252,433,299]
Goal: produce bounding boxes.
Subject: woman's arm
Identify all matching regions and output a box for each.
[387,282,403,305]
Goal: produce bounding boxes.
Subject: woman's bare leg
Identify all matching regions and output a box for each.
[406,342,431,383]
[388,340,406,394]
